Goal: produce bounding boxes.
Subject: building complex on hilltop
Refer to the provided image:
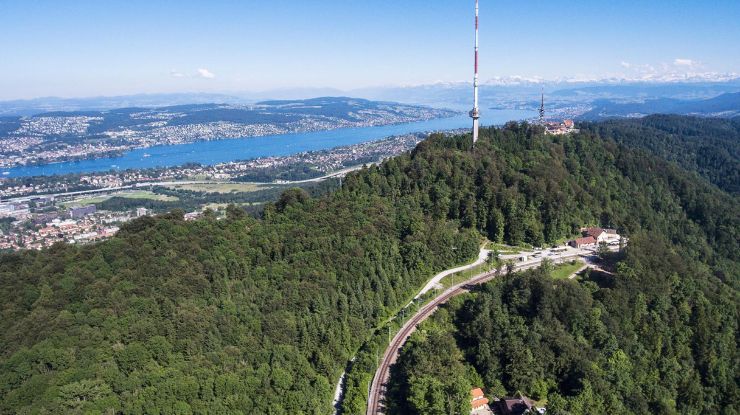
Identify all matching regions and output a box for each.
[543,119,578,135]
[539,90,578,135]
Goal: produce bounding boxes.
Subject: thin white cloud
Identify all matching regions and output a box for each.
[171,68,217,80]
[674,58,696,67]
[196,68,215,79]
[599,58,740,82]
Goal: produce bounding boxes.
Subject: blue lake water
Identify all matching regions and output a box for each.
[4,109,535,177]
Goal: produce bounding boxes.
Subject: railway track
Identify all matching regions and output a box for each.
[366,269,499,414]
[365,250,600,414]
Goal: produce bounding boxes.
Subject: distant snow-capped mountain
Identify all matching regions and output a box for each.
[2,76,739,116]
[478,73,740,87]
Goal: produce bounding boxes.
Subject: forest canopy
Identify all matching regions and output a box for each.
[387,233,738,414]
[1,116,738,414]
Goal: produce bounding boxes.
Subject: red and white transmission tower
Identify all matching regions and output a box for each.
[469,0,480,145]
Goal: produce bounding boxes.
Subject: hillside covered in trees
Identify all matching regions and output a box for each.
[386,233,737,414]
[379,119,738,414]
[582,114,740,194]
[1,116,738,414]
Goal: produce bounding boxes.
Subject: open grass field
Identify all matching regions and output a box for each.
[62,190,179,206]
[486,242,532,254]
[437,257,587,288]
[551,260,586,280]
[165,182,271,194]
[439,261,496,290]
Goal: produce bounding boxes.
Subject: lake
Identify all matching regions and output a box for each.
[4,109,535,177]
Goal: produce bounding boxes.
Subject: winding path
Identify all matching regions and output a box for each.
[333,245,490,414]
[413,247,491,301]
[365,245,612,414]
[366,269,500,415]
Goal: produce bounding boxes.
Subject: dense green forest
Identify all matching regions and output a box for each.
[582,114,740,194]
[93,181,333,214]
[377,118,739,414]
[387,234,738,414]
[341,119,739,414]
[1,117,739,414]
[341,119,737,269]
[0,187,480,413]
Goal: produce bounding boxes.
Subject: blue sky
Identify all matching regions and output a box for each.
[1,0,739,99]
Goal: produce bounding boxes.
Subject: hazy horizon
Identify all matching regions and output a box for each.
[2,0,739,100]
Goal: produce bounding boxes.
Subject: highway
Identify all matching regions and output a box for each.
[2,165,365,204]
[273,164,369,184]
[365,243,617,415]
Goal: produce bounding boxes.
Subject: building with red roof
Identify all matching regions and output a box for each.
[471,387,491,412]
[569,236,597,248]
[582,227,620,243]
[584,227,604,238]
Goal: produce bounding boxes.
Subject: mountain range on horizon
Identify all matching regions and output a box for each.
[579,92,740,120]
[2,78,740,116]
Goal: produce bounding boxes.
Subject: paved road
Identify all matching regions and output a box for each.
[413,246,491,301]
[333,245,491,414]
[274,164,368,184]
[3,165,365,203]
[365,244,618,415]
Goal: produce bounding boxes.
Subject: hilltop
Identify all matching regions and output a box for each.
[1,116,738,414]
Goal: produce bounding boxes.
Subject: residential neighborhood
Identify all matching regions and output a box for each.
[0,133,428,200]
[0,206,125,251]
[0,99,453,169]
[0,200,204,251]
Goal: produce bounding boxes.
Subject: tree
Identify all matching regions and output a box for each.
[597,241,610,259]
[505,260,516,275]
[2,117,738,415]
[225,204,246,220]
[487,209,505,243]
[539,258,553,275]
[487,250,499,271]
[58,379,116,412]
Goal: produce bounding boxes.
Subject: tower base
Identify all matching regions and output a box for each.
[472,118,479,144]
[470,108,480,145]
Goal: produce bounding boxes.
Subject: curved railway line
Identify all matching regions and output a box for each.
[365,249,601,414]
[366,268,499,414]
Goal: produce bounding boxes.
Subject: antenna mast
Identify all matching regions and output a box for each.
[469,0,480,145]
[539,87,545,124]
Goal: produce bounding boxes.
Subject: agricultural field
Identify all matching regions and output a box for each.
[165,182,271,194]
[61,190,179,206]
